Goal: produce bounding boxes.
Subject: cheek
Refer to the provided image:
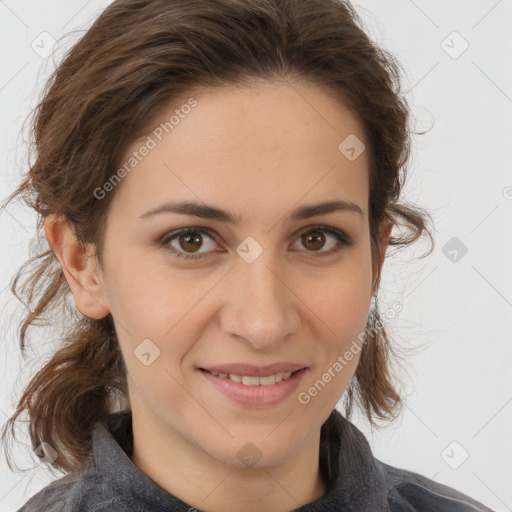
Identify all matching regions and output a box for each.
[103,245,191,326]
[311,263,373,336]
[104,254,217,369]
[104,234,373,348]
[303,261,371,402]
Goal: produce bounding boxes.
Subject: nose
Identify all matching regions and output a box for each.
[218,253,301,351]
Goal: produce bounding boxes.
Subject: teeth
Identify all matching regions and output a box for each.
[208,370,294,385]
[258,375,276,386]
[242,375,261,386]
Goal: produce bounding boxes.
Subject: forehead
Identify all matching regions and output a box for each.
[109,79,370,223]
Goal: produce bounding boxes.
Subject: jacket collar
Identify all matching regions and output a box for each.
[91,408,390,511]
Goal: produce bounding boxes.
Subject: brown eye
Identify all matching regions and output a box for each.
[293,226,350,256]
[160,225,351,261]
[161,227,218,260]
[178,232,204,253]
[301,230,326,251]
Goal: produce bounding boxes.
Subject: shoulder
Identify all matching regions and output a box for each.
[15,470,108,512]
[15,421,127,512]
[376,460,495,512]
[15,474,80,512]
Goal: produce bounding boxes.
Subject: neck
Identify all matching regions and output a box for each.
[129,408,328,512]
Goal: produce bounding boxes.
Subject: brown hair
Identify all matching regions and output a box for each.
[1,0,433,478]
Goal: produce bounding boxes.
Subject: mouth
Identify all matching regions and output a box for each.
[198,367,308,407]
[198,368,304,386]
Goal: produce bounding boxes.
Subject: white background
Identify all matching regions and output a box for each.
[0,1,511,511]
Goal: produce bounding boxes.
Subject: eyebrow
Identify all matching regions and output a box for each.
[138,199,363,224]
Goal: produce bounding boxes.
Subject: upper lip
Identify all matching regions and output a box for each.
[199,363,307,377]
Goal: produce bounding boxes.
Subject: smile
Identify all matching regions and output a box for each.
[206,369,298,385]
[198,367,308,407]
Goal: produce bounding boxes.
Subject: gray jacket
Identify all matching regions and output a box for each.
[16,409,494,511]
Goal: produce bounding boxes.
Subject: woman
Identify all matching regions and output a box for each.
[0,0,494,510]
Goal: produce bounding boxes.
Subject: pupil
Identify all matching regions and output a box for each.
[178,231,325,254]
[304,232,324,251]
[180,233,202,252]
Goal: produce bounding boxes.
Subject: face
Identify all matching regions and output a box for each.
[54,79,388,469]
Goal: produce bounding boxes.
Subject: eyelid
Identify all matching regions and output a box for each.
[158,224,353,260]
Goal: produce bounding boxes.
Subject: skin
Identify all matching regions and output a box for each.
[45,78,392,512]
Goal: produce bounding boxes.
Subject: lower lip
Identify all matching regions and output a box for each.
[198,368,308,407]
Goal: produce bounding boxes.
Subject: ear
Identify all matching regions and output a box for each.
[372,219,393,295]
[44,214,110,319]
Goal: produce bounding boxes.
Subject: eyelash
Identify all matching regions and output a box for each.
[158,225,353,261]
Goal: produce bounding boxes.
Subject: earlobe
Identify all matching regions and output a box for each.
[44,214,110,320]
